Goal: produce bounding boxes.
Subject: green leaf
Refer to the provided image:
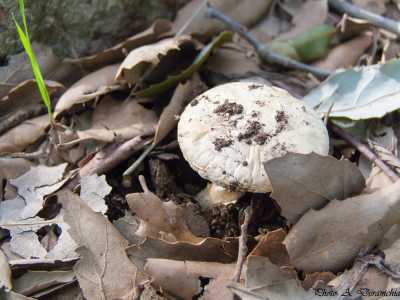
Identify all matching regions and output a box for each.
[303,59,400,120]
[135,31,233,97]
[13,0,53,120]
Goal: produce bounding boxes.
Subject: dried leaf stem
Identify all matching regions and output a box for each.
[206,4,331,79]
[329,123,400,182]
[328,0,400,36]
[232,205,252,282]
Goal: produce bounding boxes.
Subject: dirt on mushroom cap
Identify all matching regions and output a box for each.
[177,81,329,193]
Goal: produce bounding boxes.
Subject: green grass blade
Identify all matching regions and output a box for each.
[12,1,53,120]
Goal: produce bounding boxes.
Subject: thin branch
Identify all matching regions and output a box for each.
[329,123,400,182]
[232,205,252,282]
[123,143,156,176]
[206,4,331,79]
[329,0,400,36]
[176,0,208,37]
[0,106,46,135]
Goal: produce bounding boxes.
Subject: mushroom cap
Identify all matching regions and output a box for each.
[178,82,329,193]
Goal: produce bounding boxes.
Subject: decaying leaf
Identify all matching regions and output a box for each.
[70,96,157,145]
[0,80,64,122]
[115,36,194,85]
[145,259,235,300]
[264,153,365,223]
[135,31,231,97]
[0,116,49,154]
[80,174,112,214]
[54,64,121,117]
[173,0,272,37]
[314,34,373,71]
[67,20,172,70]
[127,176,203,242]
[58,189,138,300]
[153,74,207,145]
[303,59,400,120]
[284,180,400,272]
[126,236,237,270]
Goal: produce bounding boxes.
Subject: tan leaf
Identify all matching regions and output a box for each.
[284,180,400,272]
[126,176,203,243]
[365,166,393,192]
[115,36,194,85]
[58,190,138,300]
[80,174,112,214]
[0,115,49,154]
[145,259,235,300]
[154,73,207,144]
[54,64,121,117]
[72,96,157,144]
[264,153,365,224]
[126,236,237,270]
[205,44,262,79]
[67,20,172,70]
[173,0,272,37]
[314,35,373,71]
[250,229,290,267]
[0,249,11,291]
[0,80,64,121]
[0,158,33,181]
[278,0,328,40]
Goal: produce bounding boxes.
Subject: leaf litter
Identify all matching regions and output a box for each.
[4,0,400,299]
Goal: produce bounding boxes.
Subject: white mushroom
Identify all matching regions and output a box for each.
[177,81,329,208]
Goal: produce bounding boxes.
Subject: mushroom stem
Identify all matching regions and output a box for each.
[196,183,242,209]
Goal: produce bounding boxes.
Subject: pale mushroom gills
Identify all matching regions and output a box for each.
[178,81,329,205]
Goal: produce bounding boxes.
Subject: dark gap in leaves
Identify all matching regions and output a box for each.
[193,276,211,300]
[39,195,61,219]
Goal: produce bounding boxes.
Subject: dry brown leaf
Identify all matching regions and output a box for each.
[302,272,336,291]
[314,35,373,71]
[126,176,203,243]
[205,44,262,79]
[126,236,237,270]
[0,115,49,154]
[0,80,64,122]
[67,20,172,70]
[284,180,400,273]
[80,174,112,214]
[278,0,328,40]
[115,36,195,85]
[145,259,235,300]
[353,0,387,14]
[264,153,365,224]
[154,73,207,145]
[70,96,157,145]
[250,229,290,267]
[113,213,141,245]
[54,64,121,117]
[0,158,33,182]
[173,0,272,37]
[13,270,75,296]
[0,249,11,291]
[365,166,394,192]
[58,189,138,300]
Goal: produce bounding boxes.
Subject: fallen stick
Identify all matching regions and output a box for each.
[206,4,331,79]
[328,0,400,36]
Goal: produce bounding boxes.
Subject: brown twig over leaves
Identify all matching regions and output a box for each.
[329,123,400,182]
[206,3,331,79]
[232,205,252,282]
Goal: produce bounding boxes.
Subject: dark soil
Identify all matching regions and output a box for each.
[214,100,243,117]
[213,137,233,151]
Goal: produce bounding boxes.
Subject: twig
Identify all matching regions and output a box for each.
[206,4,331,79]
[0,106,46,135]
[232,205,252,282]
[329,123,400,182]
[123,143,156,176]
[328,0,400,36]
[176,0,208,37]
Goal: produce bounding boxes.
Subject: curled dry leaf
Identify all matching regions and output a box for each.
[67,20,172,70]
[126,236,237,270]
[0,80,63,122]
[58,189,138,300]
[145,259,235,300]
[54,64,121,117]
[115,36,194,85]
[173,0,272,37]
[284,180,400,272]
[126,176,203,243]
[314,35,373,72]
[69,96,157,145]
[303,59,400,120]
[153,73,207,145]
[80,174,112,214]
[0,115,49,154]
[264,153,365,223]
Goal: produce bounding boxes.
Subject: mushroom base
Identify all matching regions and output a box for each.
[196,183,243,209]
